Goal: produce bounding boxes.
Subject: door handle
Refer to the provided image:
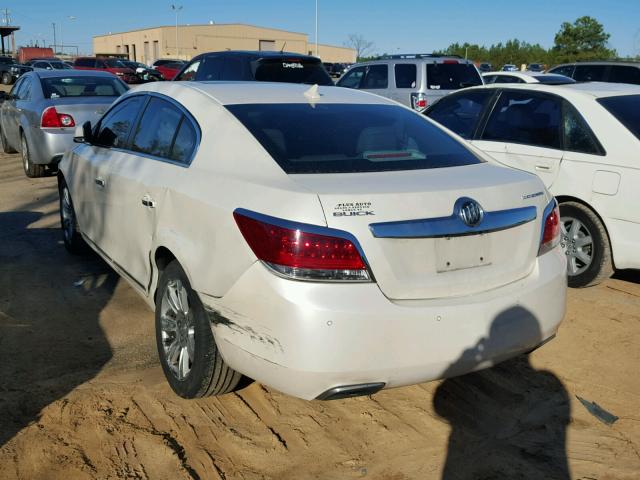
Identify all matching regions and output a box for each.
[94,177,106,187]
[141,195,156,208]
[535,164,551,171]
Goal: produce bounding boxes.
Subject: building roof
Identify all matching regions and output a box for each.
[93,23,308,39]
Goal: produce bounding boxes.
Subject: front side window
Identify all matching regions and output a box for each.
[549,65,575,78]
[176,60,201,81]
[362,65,388,89]
[563,101,602,155]
[94,96,145,148]
[40,76,128,99]
[426,63,483,90]
[597,94,640,141]
[426,90,495,139]
[194,56,224,81]
[226,103,483,174]
[482,91,562,149]
[395,64,417,88]
[131,97,183,159]
[337,66,365,89]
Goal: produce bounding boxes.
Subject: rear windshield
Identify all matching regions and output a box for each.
[427,63,483,90]
[597,95,640,140]
[535,74,575,85]
[226,103,482,174]
[253,58,333,86]
[40,76,128,99]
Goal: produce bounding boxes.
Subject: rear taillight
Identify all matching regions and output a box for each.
[443,59,459,64]
[41,106,75,128]
[233,209,371,282]
[539,199,560,256]
[411,92,428,112]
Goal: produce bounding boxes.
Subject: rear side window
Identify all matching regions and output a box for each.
[95,96,145,148]
[597,95,640,140]
[132,97,183,159]
[253,58,333,85]
[573,65,607,82]
[563,101,603,155]
[337,66,365,88]
[171,120,197,163]
[426,90,495,139]
[225,103,483,174]
[609,66,640,85]
[395,64,416,88]
[482,91,562,149]
[426,63,482,90]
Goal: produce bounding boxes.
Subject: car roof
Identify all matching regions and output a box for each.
[470,81,640,99]
[194,50,320,61]
[32,70,119,79]
[136,81,396,106]
[552,61,640,68]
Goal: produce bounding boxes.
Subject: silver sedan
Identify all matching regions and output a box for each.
[0,70,128,177]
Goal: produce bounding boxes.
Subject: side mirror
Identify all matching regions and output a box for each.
[136,67,145,74]
[74,121,93,144]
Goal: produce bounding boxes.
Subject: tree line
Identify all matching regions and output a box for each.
[349,16,634,68]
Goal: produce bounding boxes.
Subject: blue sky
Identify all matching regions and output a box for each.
[6,0,640,57]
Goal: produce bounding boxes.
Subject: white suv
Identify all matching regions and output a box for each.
[426,82,640,287]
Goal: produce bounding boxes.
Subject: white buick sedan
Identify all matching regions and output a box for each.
[58,82,566,400]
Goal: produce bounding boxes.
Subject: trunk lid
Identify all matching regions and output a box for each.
[45,97,117,127]
[291,163,548,300]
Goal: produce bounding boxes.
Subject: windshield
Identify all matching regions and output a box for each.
[253,58,333,86]
[226,103,482,174]
[597,95,640,140]
[426,63,482,90]
[51,62,72,70]
[40,76,128,98]
[535,74,575,85]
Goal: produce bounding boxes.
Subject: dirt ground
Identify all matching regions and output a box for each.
[0,150,639,480]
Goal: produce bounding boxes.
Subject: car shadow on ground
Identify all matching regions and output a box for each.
[0,207,117,448]
[433,307,570,480]
[613,269,640,285]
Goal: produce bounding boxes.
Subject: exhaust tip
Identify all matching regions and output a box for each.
[316,382,385,401]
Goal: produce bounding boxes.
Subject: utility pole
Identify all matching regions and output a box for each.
[52,22,57,53]
[315,0,318,56]
[171,5,183,58]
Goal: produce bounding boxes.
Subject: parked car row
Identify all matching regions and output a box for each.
[2,48,639,405]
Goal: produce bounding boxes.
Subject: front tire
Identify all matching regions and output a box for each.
[155,261,242,398]
[560,201,613,288]
[21,133,45,178]
[59,178,86,254]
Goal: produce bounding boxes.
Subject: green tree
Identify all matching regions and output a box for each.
[552,16,616,63]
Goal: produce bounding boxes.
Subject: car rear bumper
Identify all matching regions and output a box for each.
[29,128,75,165]
[200,247,567,400]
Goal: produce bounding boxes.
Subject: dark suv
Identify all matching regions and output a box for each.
[0,56,32,85]
[173,51,333,85]
[548,61,640,85]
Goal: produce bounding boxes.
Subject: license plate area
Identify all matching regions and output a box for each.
[435,234,491,272]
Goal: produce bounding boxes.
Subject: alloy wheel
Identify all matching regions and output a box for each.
[160,279,195,380]
[560,215,593,276]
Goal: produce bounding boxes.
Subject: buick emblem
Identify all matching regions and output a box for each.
[458,199,484,227]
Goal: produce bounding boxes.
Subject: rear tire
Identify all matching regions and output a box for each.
[21,133,45,178]
[155,261,243,398]
[1,72,11,85]
[559,201,613,288]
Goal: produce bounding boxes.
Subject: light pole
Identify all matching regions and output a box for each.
[60,16,75,56]
[171,4,183,59]
[315,0,318,57]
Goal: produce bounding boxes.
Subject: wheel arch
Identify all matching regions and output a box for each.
[151,244,195,305]
[555,194,616,269]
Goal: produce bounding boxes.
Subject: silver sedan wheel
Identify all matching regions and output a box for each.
[21,135,28,171]
[160,279,195,380]
[560,215,593,276]
[61,187,75,242]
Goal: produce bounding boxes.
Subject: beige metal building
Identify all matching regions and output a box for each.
[93,23,356,64]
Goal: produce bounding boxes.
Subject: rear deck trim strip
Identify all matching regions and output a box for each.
[369,203,537,239]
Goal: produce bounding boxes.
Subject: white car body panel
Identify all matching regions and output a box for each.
[60,82,566,399]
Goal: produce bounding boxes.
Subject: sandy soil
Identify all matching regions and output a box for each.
[0,152,639,480]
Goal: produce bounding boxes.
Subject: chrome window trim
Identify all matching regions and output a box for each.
[233,207,375,281]
[369,198,537,239]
